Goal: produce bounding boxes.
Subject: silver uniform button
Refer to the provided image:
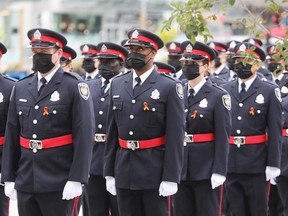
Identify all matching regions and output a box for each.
[33,119,37,124]
[257,110,261,114]
[236,130,241,134]
[130,115,134,119]
[98,124,102,129]
[185,109,188,113]
[237,116,242,120]
[32,134,37,139]
[113,106,116,110]
[35,105,39,110]
[99,111,103,115]
[152,108,156,112]
[239,103,243,107]
[132,99,136,104]
[18,111,22,115]
[100,98,105,102]
[129,131,133,135]
[53,110,57,114]
[200,114,203,118]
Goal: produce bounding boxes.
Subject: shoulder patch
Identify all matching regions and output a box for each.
[176,83,184,99]
[275,88,282,102]
[78,83,90,100]
[222,94,231,110]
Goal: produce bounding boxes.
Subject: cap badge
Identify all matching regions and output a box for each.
[101,44,107,52]
[209,42,215,49]
[170,42,176,50]
[239,44,246,52]
[150,89,160,100]
[83,45,89,53]
[50,90,60,102]
[186,44,193,53]
[131,30,139,39]
[33,30,41,40]
[199,98,208,108]
[248,39,255,44]
[0,92,3,103]
[255,94,264,104]
[230,41,236,49]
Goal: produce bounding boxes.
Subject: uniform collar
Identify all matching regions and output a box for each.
[188,77,206,96]
[274,73,284,82]
[214,64,226,75]
[86,69,99,79]
[132,66,154,87]
[37,65,60,84]
[238,75,257,92]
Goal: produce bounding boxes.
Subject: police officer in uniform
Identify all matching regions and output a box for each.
[0,42,15,216]
[84,42,129,216]
[104,29,185,216]
[60,45,77,72]
[174,41,231,216]
[222,42,282,216]
[1,28,95,216]
[226,40,240,81]
[80,44,100,80]
[165,41,185,80]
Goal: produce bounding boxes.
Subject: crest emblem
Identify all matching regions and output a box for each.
[150,89,160,100]
[186,44,193,53]
[199,98,208,108]
[222,94,231,110]
[281,86,288,94]
[176,83,184,99]
[169,42,176,50]
[239,44,246,52]
[229,41,236,49]
[0,92,3,103]
[255,94,264,104]
[248,39,255,44]
[209,42,215,49]
[101,44,107,52]
[78,83,90,100]
[50,90,60,102]
[82,45,89,53]
[275,88,282,102]
[33,30,41,40]
[131,30,139,39]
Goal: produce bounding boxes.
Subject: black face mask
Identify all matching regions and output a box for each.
[168,59,182,72]
[98,64,119,80]
[129,51,152,71]
[268,63,282,74]
[214,58,222,68]
[124,58,133,70]
[32,53,55,74]
[82,59,96,73]
[227,58,235,71]
[182,64,200,80]
[234,62,253,79]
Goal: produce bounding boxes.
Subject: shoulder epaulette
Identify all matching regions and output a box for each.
[160,72,177,81]
[63,71,83,80]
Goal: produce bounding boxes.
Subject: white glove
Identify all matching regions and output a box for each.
[211,173,226,189]
[4,182,17,200]
[159,181,178,197]
[105,176,117,196]
[62,181,82,200]
[265,166,281,182]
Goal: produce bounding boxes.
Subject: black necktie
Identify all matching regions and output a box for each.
[240,82,246,99]
[133,77,141,96]
[101,79,110,95]
[188,88,194,103]
[38,77,47,96]
[86,76,92,80]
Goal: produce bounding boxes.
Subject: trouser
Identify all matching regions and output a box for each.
[83,174,119,216]
[0,185,9,216]
[276,176,288,216]
[226,173,268,216]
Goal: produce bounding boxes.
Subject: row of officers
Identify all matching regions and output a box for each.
[0,27,287,216]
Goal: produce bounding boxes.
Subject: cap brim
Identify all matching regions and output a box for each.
[180,54,207,61]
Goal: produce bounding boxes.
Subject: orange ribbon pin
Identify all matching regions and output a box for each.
[143,102,150,111]
[43,106,49,116]
[191,110,198,119]
[249,107,255,116]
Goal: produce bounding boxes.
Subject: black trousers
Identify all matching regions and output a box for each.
[0,185,9,216]
[268,184,283,216]
[17,190,75,216]
[226,173,268,216]
[276,176,288,216]
[117,188,171,216]
[83,174,119,216]
[174,179,223,216]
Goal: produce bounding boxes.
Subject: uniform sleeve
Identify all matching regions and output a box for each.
[213,91,232,176]
[68,82,95,184]
[162,82,185,183]
[267,87,283,168]
[1,86,21,182]
[103,81,119,177]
